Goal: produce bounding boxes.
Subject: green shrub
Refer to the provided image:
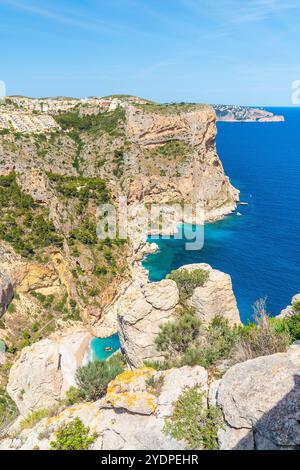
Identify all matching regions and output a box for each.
[69,221,98,245]
[271,312,300,343]
[19,409,49,432]
[183,315,239,369]
[0,389,18,432]
[133,102,200,115]
[47,174,110,206]
[0,173,63,257]
[164,387,223,450]
[146,141,191,162]
[50,417,96,450]
[54,106,125,137]
[155,307,200,360]
[233,300,290,363]
[155,313,239,370]
[7,303,16,314]
[64,387,85,406]
[145,375,164,395]
[0,128,10,135]
[113,149,124,178]
[94,266,108,276]
[75,354,124,401]
[154,297,291,372]
[284,313,300,341]
[167,268,209,303]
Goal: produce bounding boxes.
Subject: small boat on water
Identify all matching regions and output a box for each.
[104,346,113,352]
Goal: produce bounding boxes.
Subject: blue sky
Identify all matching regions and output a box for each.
[0,0,299,105]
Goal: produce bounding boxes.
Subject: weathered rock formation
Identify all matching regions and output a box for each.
[277,293,300,319]
[115,278,179,368]
[215,343,300,450]
[117,263,240,368]
[0,241,78,346]
[7,328,91,416]
[125,104,239,222]
[183,264,240,325]
[1,365,207,450]
[0,272,13,318]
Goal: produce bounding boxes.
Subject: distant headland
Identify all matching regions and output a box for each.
[213,104,285,122]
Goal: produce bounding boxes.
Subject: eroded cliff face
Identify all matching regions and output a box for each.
[0,104,239,223]
[124,104,239,222]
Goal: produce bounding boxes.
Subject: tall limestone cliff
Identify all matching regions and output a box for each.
[123,104,239,222]
[0,101,238,343]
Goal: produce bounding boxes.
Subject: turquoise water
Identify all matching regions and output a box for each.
[143,108,300,324]
[90,334,121,361]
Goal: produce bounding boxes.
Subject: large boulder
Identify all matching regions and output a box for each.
[0,365,207,450]
[0,271,14,318]
[7,328,91,416]
[215,343,300,450]
[183,264,240,326]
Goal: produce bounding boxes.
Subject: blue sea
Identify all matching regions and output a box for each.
[143,107,300,324]
[90,334,120,361]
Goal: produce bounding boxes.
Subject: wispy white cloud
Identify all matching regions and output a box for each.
[230,0,300,24]
[180,0,300,25]
[0,0,142,37]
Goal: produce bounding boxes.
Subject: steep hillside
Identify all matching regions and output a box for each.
[0,99,238,399]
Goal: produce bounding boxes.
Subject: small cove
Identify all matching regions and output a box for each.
[89,333,121,361]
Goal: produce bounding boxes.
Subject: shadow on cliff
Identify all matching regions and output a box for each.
[233,374,300,450]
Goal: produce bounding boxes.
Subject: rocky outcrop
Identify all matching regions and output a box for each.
[117,263,240,368]
[7,328,91,416]
[215,343,300,450]
[106,368,158,415]
[0,365,207,450]
[117,279,179,368]
[7,338,63,416]
[0,272,13,318]
[183,264,240,325]
[277,293,300,319]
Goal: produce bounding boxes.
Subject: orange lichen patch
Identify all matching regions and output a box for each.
[107,367,155,395]
[107,391,157,415]
[44,403,98,428]
[106,368,157,415]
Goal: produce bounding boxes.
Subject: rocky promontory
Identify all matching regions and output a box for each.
[214,104,285,122]
[117,263,240,368]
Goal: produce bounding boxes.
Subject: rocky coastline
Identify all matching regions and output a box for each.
[0,98,297,451]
